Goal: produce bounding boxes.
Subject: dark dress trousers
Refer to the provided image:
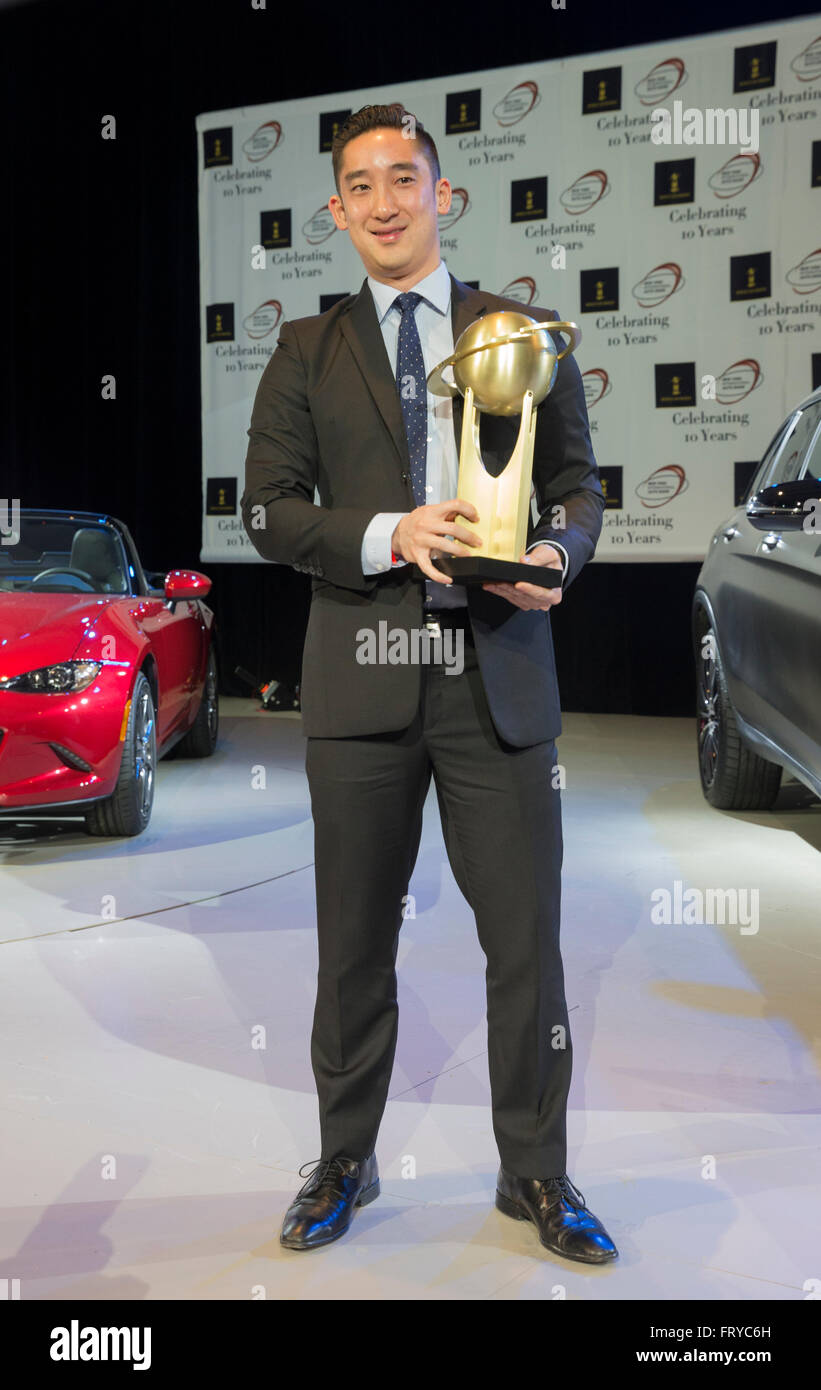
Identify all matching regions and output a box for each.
[242,272,605,1176]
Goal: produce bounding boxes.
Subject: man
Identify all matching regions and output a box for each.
[241,102,617,1265]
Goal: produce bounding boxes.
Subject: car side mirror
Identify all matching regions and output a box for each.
[746,478,821,532]
[164,569,213,609]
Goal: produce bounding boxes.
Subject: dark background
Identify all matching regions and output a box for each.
[1,0,813,711]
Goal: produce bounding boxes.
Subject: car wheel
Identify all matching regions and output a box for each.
[174,647,219,758]
[696,618,782,810]
[85,671,157,836]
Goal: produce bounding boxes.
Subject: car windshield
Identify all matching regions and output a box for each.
[0,515,130,594]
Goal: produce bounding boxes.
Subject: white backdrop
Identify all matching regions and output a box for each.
[196,16,821,564]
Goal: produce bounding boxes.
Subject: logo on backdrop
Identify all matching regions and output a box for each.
[786,248,821,295]
[242,300,283,339]
[713,359,763,402]
[729,252,771,301]
[494,81,540,126]
[559,169,610,214]
[654,158,695,205]
[261,210,292,249]
[790,34,821,81]
[302,206,337,244]
[580,268,619,312]
[655,362,696,407]
[598,467,623,508]
[500,276,538,304]
[206,304,234,342]
[708,152,762,199]
[206,478,237,515]
[438,188,471,229]
[510,176,547,222]
[733,42,777,92]
[243,121,283,162]
[632,263,685,307]
[446,90,481,133]
[636,465,688,507]
[634,58,688,105]
[582,67,622,113]
[203,128,232,167]
[582,369,612,409]
[319,110,351,152]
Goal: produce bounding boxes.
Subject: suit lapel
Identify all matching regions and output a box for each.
[339,279,407,467]
[338,271,490,467]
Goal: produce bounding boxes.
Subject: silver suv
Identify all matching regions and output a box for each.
[692,385,821,810]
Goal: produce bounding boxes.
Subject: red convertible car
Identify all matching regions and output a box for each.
[0,509,218,836]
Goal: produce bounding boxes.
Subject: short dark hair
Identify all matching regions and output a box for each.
[331,102,441,194]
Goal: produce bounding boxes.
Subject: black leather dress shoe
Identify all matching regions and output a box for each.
[496,1167,618,1264]
[280,1154,379,1250]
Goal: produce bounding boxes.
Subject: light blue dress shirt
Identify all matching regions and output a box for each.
[360,259,568,608]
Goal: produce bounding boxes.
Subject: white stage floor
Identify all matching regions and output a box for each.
[1,702,819,1301]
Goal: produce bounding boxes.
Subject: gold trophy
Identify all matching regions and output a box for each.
[423,310,581,589]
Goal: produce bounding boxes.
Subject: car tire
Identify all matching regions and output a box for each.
[85,671,157,836]
[174,647,219,758]
[696,618,782,810]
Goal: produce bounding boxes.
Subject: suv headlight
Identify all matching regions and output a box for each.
[0,660,103,693]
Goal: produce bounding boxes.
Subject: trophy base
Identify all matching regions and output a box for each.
[413,556,563,589]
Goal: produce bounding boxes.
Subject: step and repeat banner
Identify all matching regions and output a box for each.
[196,16,821,564]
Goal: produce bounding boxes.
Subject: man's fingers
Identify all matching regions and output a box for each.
[514,581,560,597]
[450,523,483,548]
[408,527,479,557]
[429,525,482,550]
[419,555,451,584]
[404,543,451,584]
[438,498,479,522]
[482,580,562,610]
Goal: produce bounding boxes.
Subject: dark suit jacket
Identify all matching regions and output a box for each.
[241,271,604,746]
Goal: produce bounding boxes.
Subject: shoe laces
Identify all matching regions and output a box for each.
[539,1174,586,1213]
[296,1156,359,1197]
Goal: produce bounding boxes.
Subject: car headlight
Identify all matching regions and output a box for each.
[0,660,103,693]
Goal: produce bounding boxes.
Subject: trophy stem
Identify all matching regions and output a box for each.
[454,387,536,562]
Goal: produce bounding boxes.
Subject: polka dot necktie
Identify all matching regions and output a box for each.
[393,292,427,509]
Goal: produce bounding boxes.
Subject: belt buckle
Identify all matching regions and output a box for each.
[423,614,442,637]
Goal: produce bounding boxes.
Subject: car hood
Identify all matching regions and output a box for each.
[0,593,119,681]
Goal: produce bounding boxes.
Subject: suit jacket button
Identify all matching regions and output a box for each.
[400,471,410,483]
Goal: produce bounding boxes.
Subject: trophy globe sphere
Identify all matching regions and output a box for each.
[452,310,558,417]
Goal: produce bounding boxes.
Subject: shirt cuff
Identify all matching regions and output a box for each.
[361,512,411,574]
[526,539,569,580]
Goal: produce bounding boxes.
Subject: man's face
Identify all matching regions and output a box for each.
[328,127,451,285]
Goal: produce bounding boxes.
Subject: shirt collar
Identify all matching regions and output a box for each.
[368,258,451,325]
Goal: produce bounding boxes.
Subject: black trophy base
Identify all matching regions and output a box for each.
[412,556,563,590]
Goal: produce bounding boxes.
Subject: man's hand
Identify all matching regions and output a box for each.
[482,543,564,610]
[391,500,482,585]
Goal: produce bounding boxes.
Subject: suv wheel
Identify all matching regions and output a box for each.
[696,617,782,810]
